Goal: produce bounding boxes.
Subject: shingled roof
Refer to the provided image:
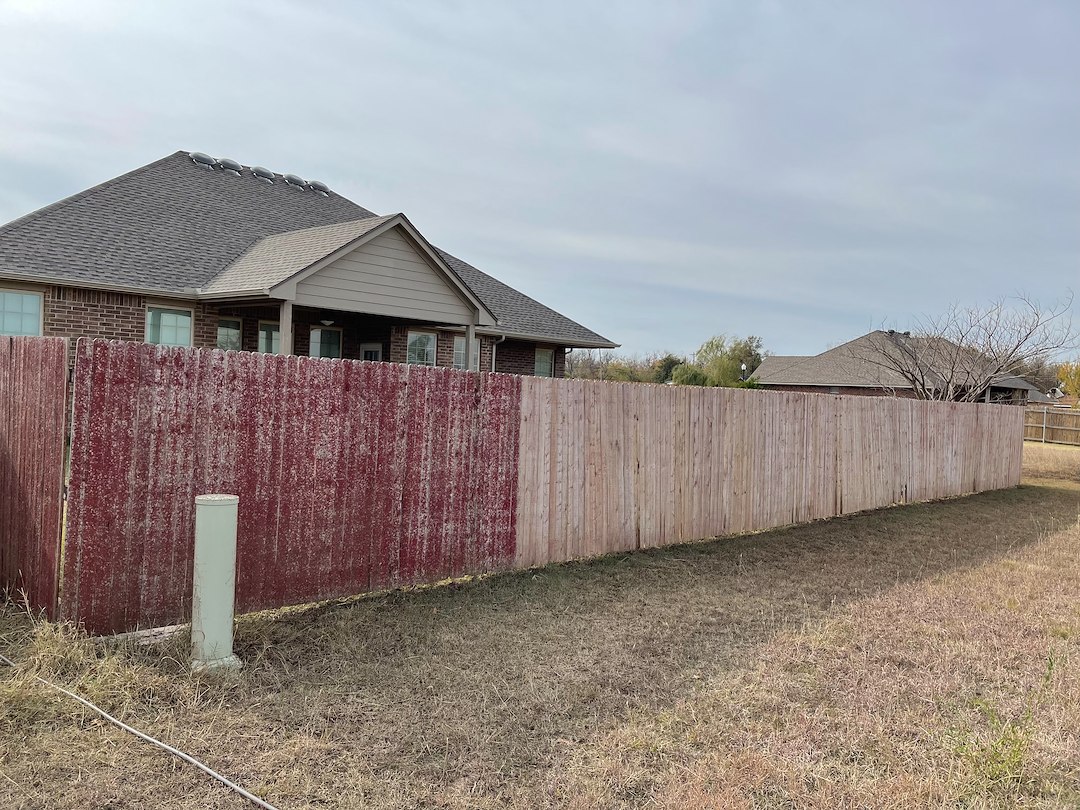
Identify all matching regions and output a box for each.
[0,151,616,348]
[756,331,1037,392]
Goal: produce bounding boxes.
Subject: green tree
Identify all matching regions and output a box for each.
[649,353,685,384]
[674,335,768,387]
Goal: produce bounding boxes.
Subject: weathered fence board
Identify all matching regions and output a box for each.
[1024,407,1080,446]
[62,340,521,634]
[514,379,1025,568]
[58,338,1023,635]
[0,336,67,616]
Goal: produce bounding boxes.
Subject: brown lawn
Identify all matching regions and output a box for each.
[2,451,1079,808]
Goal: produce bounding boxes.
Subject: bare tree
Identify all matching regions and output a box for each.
[859,294,1075,402]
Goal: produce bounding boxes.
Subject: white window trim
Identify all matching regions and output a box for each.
[452,333,482,371]
[453,334,466,370]
[145,303,195,347]
[309,325,344,359]
[0,287,44,337]
[406,330,438,366]
[359,342,383,362]
[534,347,555,378]
[216,316,244,351]
[257,319,281,354]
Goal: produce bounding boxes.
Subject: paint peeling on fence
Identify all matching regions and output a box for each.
[61,339,522,635]
[55,337,1022,636]
[0,336,67,617]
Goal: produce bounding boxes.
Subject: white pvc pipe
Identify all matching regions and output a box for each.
[191,494,241,672]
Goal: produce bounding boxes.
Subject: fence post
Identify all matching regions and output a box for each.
[1042,408,1047,444]
[191,494,241,672]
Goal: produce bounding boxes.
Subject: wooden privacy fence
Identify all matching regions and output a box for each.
[1024,407,1080,446]
[0,336,68,617]
[0,337,1025,635]
[515,379,1023,567]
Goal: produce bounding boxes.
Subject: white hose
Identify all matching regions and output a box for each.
[0,651,280,810]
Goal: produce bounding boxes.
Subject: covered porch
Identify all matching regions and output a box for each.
[211,300,491,370]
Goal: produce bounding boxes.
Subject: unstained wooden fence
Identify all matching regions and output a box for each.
[0,337,1025,635]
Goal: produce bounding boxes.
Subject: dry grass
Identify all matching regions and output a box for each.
[3,468,1080,808]
[1023,440,1080,483]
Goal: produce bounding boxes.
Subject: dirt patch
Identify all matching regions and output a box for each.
[3,480,1079,808]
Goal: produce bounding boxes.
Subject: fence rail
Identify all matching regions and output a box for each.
[1024,407,1080,446]
[0,337,1027,635]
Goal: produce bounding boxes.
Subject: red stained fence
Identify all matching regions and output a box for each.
[11,336,1023,636]
[0,336,68,616]
[61,339,520,635]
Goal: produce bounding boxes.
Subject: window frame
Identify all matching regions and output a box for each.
[406,330,438,366]
[257,320,281,354]
[453,336,466,371]
[534,347,555,378]
[452,334,482,371]
[145,304,195,348]
[309,325,344,359]
[216,316,243,352]
[0,287,44,337]
[359,342,383,362]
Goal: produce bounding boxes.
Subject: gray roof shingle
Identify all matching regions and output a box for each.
[0,151,616,347]
[201,215,398,295]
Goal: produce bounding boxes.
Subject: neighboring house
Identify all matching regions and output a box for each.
[753,330,1039,405]
[0,151,616,376]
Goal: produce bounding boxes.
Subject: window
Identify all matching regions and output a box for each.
[452,335,481,371]
[258,321,280,354]
[0,290,42,336]
[310,327,342,359]
[406,331,437,366]
[453,335,466,370]
[217,317,242,351]
[360,342,383,362]
[146,306,192,347]
[534,347,555,377]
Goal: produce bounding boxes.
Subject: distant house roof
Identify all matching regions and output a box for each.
[0,151,616,348]
[756,331,1039,393]
[751,355,807,380]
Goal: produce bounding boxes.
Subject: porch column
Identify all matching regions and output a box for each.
[280,300,293,356]
[466,321,476,371]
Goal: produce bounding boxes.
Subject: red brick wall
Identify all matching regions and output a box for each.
[389,326,497,371]
[494,340,566,378]
[37,284,219,363]
[20,282,564,377]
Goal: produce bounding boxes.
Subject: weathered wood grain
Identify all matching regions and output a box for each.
[513,380,1024,570]
[0,336,67,617]
[62,339,521,635]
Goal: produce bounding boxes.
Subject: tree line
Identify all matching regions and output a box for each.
[566,334,767,387]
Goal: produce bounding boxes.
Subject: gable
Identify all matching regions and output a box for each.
[292,226,475,323]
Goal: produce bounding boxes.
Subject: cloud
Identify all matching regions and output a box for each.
[0,0,1076,355]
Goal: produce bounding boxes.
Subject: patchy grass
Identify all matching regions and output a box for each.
[2,471,1080,807]
[1023,440,1080,482]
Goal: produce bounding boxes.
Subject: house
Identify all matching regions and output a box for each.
[753,330,1039,405]
[0,151,616,375]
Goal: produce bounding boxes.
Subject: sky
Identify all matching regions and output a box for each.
[0,0,1077,357]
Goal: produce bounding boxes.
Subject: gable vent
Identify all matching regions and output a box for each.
[252,166,275,183]
[218,157,242,176]
[189,152,217,170]
[284,173,306,189]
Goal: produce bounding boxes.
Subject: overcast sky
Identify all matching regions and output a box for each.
[1,1,1076,356]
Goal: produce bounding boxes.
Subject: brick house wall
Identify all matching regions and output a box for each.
[494,340,566,377]
[17,282,566,377]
